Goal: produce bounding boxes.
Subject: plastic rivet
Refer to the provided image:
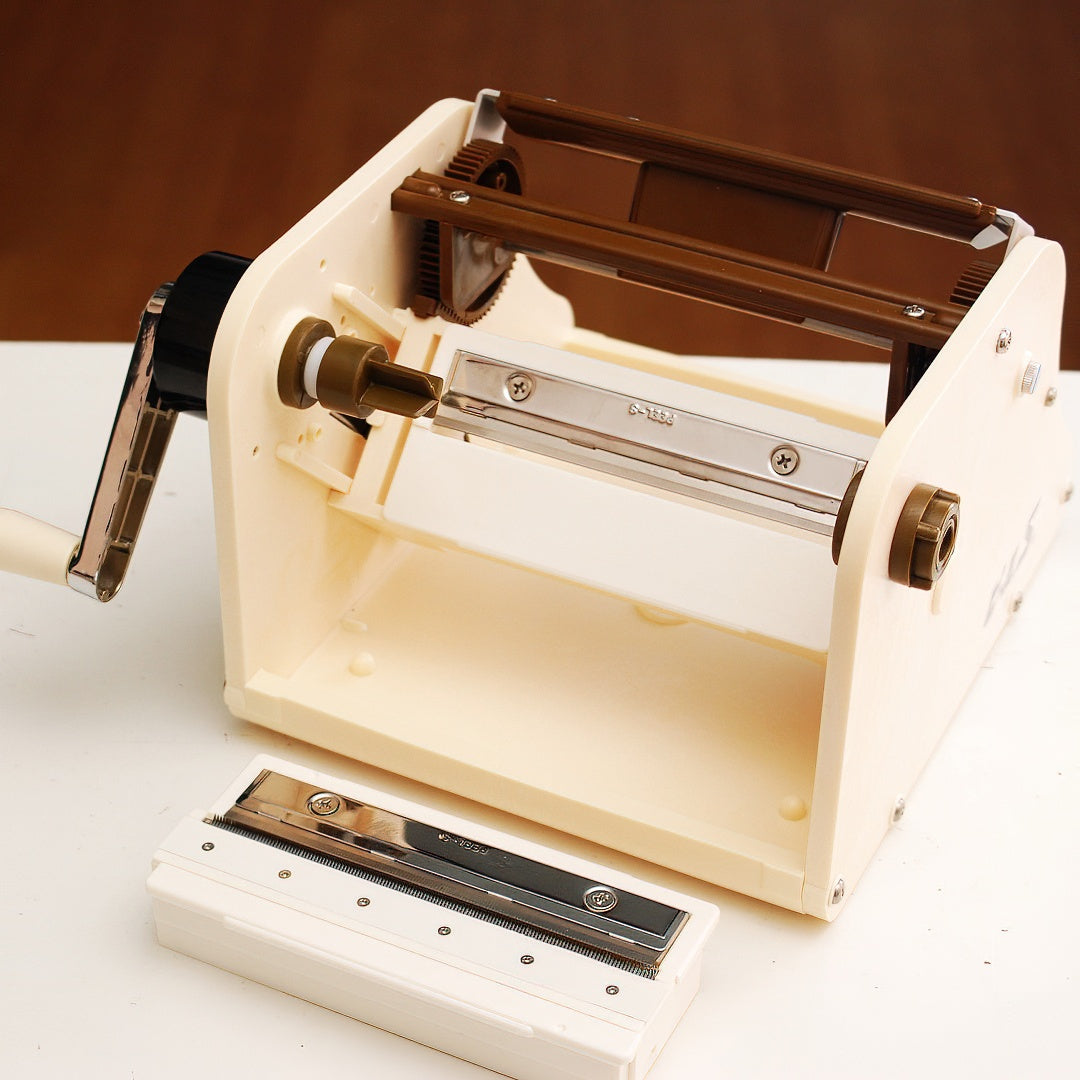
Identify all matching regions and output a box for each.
[348,651,376,677]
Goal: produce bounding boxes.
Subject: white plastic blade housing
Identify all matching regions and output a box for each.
[150,756,718,1080]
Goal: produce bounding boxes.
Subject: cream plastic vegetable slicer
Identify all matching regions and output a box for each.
[1,91,1071,923]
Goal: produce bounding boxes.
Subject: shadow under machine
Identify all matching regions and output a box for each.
[0,88,1071,1075]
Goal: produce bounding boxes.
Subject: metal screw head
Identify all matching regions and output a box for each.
[606,985,620,996]
[830,878,846,904]
[356,897,370,907]
[278,869,292,879]
[449,189,471,204]
[583,885,619,914]
[1021,362,1042,396]
[892,796,906,823]
[506,372,534,401]
[307,792,342,816]
[520,955,534,965]
[902,304,927,319]
[996,328,1013,353]
[1045,386,1059,406]
[770,446,800,475]
[201,842,215,851]
[438,925,452,936]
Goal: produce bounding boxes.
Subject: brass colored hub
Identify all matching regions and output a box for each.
[889,484,960,590]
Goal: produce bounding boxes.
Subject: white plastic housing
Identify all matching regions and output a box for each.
[149,755,718,1080]
[202,98,1072,920]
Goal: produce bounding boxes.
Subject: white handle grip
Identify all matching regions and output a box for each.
[0,508,80,586]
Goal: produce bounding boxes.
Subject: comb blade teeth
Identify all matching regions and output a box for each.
[207,815,658,979]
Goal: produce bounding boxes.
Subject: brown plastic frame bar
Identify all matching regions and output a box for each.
[394,173,963,348]
[495,93,998,243]
[392,93,1004,421]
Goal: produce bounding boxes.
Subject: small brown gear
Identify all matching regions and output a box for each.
[950,260,998,307]
[414,139,524,325]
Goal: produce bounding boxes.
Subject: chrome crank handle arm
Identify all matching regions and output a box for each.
[0,285,175,601]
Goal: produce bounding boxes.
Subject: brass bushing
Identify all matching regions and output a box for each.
[888,484,960,590]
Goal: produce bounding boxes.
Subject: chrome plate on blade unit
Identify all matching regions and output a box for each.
[211,769,688,974]
[435,350,865,534]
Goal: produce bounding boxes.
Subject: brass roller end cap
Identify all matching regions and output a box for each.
[889,484,960,590]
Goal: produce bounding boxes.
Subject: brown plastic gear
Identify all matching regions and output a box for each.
[950,260,998,307]
[413,139,524,325]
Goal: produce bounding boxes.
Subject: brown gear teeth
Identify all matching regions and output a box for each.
[950,260,998,307]
[412,139,525,325]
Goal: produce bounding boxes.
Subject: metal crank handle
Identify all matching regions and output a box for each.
[0,286,174,599]
[0,252,251,601]
[67,285,176,600]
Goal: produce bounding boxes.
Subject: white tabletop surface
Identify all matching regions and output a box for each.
[1,342,1078,1079]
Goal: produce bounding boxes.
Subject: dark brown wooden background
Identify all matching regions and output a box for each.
[1,0,1076,368]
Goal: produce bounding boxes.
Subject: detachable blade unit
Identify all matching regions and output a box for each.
[210,769,688,974]
[153,756,719,1078]
[437,349,866,533]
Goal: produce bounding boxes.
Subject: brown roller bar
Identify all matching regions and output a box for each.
[392,172,964,351]
[495,92,999,242]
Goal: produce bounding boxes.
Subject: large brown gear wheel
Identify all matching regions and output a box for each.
[413,139,525,325]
